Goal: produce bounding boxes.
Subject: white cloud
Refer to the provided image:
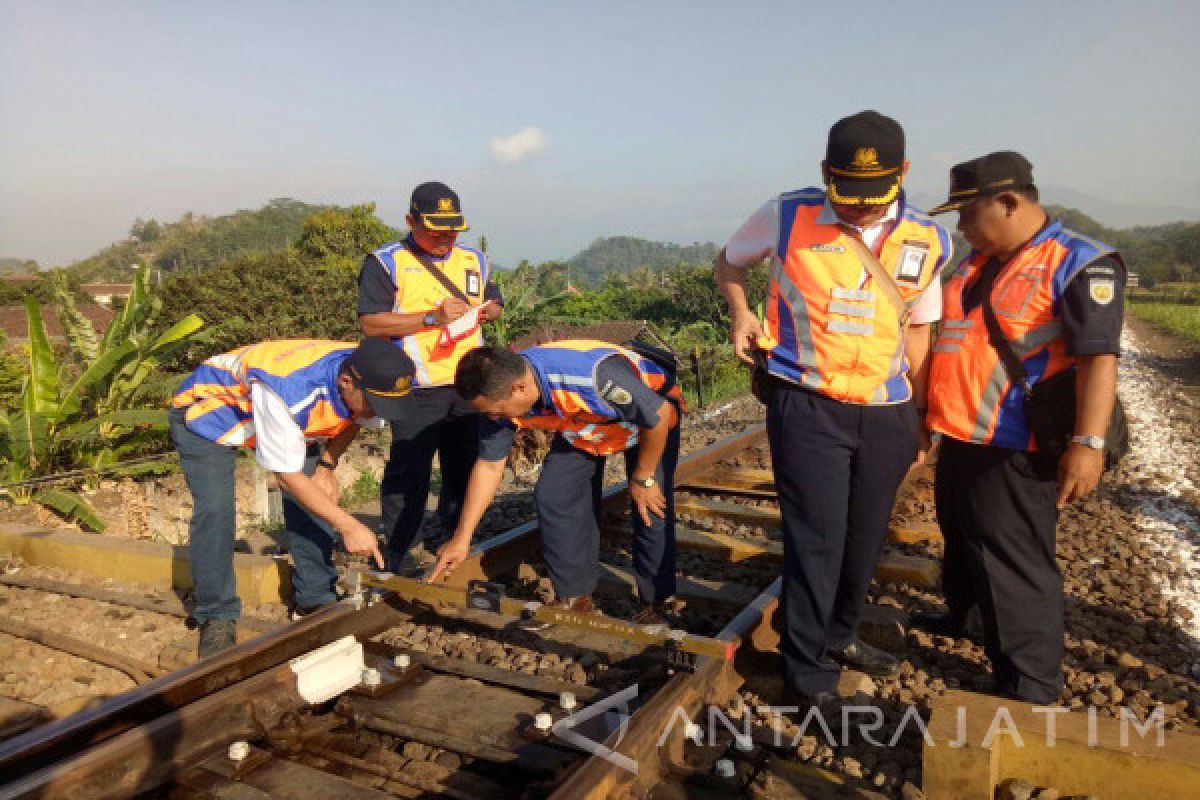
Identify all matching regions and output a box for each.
[489,127,547,164]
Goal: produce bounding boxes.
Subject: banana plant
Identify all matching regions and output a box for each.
[0,267,204,530]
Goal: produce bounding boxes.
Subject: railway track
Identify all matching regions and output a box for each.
[1,422,1197,799]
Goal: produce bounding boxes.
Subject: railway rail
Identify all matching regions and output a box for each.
[0,423,1197,799]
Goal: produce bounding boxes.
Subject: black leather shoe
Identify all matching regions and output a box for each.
[198,619,236,659]
[827,639,899,677]
[778,686,839,720]
[909,610,975,640]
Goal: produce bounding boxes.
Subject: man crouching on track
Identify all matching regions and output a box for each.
[427,340,683,626]
[170,338,415,658]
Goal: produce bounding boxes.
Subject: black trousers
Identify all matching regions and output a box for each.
[381,385,479,566]
[935,437,1063,704]
[534,426,680,604]
[768,382,918,695]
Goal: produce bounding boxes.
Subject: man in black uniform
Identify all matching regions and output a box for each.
[358,182,503,570]
[920,152,1125,702]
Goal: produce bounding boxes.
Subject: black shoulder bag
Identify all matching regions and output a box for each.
[981,294,1129,468]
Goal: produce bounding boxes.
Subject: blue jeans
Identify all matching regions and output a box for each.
[169,408,340,621]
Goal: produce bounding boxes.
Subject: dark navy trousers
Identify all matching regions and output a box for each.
[767,381,917,695]
[380,385,479,567]
[935,437,1063,704]
[535,425,680,604]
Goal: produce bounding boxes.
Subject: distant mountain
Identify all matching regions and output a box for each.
[1041,186,1200,230]
[568,236,720,286]
[66,198,330,283]
[0,258,38,276]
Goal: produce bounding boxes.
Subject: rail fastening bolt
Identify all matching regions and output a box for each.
[559,691,577,711]
[393,653,411,669]
[228,740,250,763]
[534,712,554,732]
[715,758,736,778]
[361,667,381,688]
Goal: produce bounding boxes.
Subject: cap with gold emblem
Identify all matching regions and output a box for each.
[341,337,417,420]
[825,110,905,207]
[410,181,469,232]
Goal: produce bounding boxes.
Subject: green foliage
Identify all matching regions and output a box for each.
[294,203,403,266]
[568,237,720,286]
[68,198,330,282]
[0,268,204,530]
[1129,300,1200,344]
[1044,206,1200,285]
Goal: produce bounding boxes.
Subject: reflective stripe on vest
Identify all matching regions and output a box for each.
[372,240,490,387]
[172,340,355,449]
[513,340,682,457]
[927,220,1120,449]
[764,188,950,405]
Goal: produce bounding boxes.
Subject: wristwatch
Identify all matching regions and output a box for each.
[1070,434,1105,450]
[633,476,657,488]
[423,312,439,328]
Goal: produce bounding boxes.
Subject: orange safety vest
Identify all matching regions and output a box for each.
[372,238,490,387]
[172,340,356,448]
[513,340,683,457]
[764,189,951,404]
[927,219,1121,449]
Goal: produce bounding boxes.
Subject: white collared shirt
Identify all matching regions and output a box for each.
[724,193,942,324]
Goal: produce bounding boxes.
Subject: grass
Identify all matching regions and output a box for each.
[1129,301,1200,344]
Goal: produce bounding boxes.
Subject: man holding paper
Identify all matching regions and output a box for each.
[358,181,503,570]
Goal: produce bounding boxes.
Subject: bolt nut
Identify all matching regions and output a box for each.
[684,721,703,744]
[393,653,411,669]
[361,667,381,688]
[559,691,577,711]
[733,733,754,752]
[534,712,554,732]
[715,758,736,778]
[228,740,250,763]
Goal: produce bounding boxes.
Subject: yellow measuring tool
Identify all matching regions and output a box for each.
[353,571,735,667]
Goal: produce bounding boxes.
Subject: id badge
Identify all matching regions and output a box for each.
[465,270,481,297]
[896,242,929,284]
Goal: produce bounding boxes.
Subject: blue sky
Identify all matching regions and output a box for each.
[2,0,1198,268]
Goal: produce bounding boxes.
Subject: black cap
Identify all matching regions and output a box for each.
[929,151,1035,215]
[825,111,905,206]
[410,181,469,232]
[341,337,416,420]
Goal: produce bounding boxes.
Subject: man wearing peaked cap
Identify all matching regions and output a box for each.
[716,111,954,706]
[919,151,1126,703]
[170,337,416,657]
[358,182,504,573]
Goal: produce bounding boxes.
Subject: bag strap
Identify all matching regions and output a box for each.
[840,228,910,325]
[407,245,474,305]
[980,285,1034,398]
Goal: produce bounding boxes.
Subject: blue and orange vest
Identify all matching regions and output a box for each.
[927,219,1120,450]
[173,340,356,448]
[764,189,951,404]
[513,340,683,456]
[372,238,490,387]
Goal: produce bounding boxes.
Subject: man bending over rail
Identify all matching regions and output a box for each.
[427,340,682,626]
[170,338,415,657]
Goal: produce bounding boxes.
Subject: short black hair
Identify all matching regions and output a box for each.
[1015,185,1039,203]
[455,347,528,401]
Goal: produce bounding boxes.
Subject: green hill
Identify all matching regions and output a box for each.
[67,198,329,283]
[0,258,38,275]
[1045,205,1199,285]
[568,236,719,286]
